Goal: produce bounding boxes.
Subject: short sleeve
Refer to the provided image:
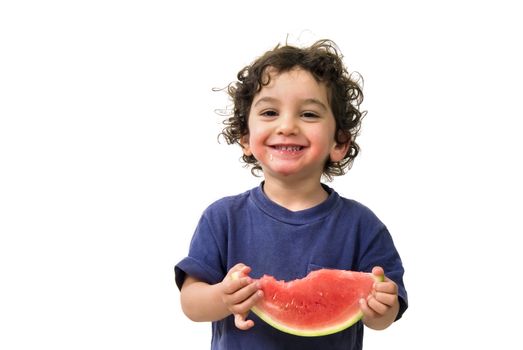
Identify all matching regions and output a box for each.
[174,213,226,290]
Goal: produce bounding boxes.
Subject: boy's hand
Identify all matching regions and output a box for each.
[220,263,263,330]
[360,266,400,330]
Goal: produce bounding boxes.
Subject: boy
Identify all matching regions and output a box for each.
[175,39,407,349]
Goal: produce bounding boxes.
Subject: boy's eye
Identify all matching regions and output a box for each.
[261,110,278,117]
[302,112,319,119]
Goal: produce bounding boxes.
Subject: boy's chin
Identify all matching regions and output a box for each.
[262,166,315,180]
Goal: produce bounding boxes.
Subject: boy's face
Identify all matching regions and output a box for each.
[241,67,348,181]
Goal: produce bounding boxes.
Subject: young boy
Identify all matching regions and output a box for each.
[175,39,408,350]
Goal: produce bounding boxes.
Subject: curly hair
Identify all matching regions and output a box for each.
[219,39,365,180]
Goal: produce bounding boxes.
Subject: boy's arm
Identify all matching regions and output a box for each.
[360,266,400,330]
[180,275,230,322]
[179,264,262,329]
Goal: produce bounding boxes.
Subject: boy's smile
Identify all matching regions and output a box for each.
[240,67,348,182]
[268,144,305,158]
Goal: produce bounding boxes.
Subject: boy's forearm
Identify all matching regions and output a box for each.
[180,278,230,322]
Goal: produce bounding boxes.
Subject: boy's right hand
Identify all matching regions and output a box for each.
[220,263,263,330]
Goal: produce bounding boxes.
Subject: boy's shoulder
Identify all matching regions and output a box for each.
[329,188,385,226]
[326,185,376,213]
[203,187,255,215]
[339,195,375,216]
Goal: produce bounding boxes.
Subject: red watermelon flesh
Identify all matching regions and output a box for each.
[251,269,381,337]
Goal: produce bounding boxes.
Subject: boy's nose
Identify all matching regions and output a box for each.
[276,113,298,135]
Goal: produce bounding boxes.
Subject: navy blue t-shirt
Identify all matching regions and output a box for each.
[175,183,407,350]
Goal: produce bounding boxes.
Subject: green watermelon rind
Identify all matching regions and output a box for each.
[232,271,384,337]
[251,304,364,337]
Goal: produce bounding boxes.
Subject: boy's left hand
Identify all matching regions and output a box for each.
[359,266,400,330]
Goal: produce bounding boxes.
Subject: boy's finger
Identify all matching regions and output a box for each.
[230,263,251,277]
[374,280,398,294]
[228,265,252,288]
[230,289,264,315]
[359,298,377,319]
[236,265,251,277]
[366,296,388,315]
[371,266,384,278]
[223,276,253,294]
[374,291,398,307]
[226,280,260,306]
[234,313,255,330]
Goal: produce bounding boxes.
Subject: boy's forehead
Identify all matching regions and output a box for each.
[262,65,309,80]
[256,66,330,102]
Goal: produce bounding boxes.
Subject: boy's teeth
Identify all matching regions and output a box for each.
[276,145,302,151]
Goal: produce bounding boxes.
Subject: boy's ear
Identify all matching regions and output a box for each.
[240,134,252,156]
[330,132,350,162]
[330,141,350,162]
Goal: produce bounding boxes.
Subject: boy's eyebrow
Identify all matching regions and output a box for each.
[253,96,279,107]
[302,98,328,111]
[253,96,328,111]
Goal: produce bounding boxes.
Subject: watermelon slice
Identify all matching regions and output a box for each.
[235,269,381,337]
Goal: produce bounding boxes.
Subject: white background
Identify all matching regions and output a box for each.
[1,0,522,349]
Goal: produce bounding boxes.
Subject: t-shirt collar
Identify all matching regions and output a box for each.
[249,181,340,225]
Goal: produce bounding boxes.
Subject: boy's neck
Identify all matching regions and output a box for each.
[262,177,328,212]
